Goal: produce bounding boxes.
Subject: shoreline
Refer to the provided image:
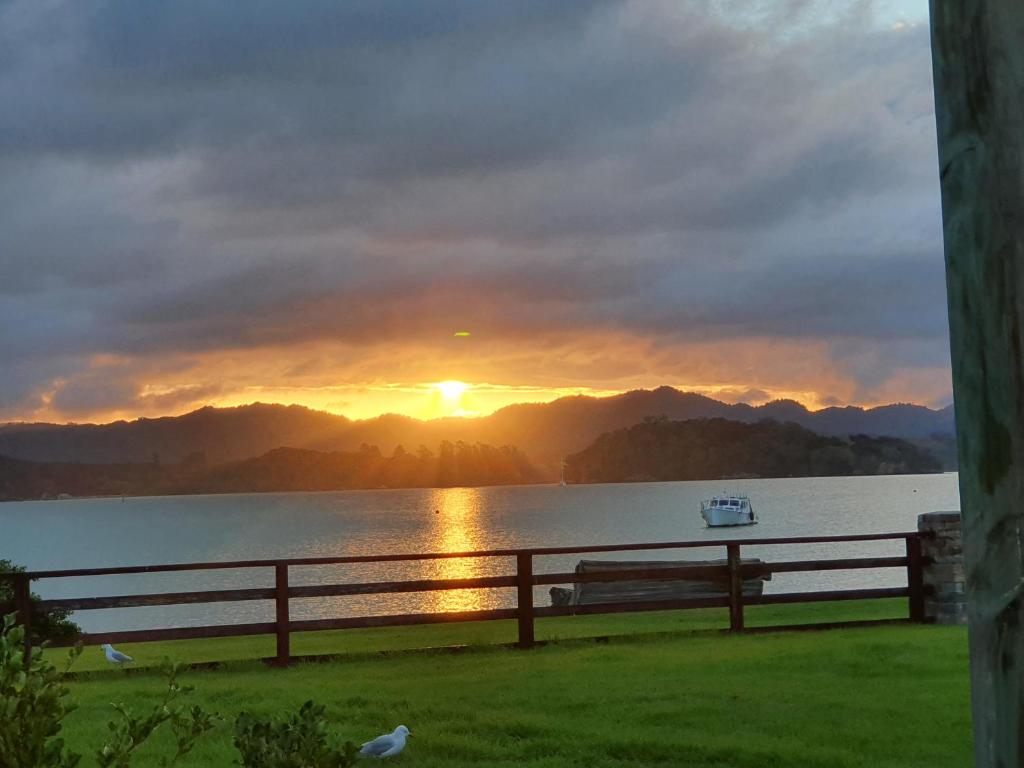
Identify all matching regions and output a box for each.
[0,469,953,504]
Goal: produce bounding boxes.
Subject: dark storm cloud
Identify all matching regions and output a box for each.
[640,248,949,343]
[0,0,948,418]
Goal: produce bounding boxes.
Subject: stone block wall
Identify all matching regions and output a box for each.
[917,511,967,625]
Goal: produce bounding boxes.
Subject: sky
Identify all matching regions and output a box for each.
[0,0,949,424]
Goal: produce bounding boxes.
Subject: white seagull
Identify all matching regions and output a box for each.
[360,725,411,758]
[101,643,134,665]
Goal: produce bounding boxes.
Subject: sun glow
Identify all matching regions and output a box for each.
[436,380,469,401]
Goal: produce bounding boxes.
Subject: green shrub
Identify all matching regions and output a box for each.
[234,701,358,768]
[0,614,214,768]
[3,613,360,768]
[0,613,82,768]
[0,559,81,645]
[96,662,217,768]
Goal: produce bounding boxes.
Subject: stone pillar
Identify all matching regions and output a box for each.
[917,511,966,625]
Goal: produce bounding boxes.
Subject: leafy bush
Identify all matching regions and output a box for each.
[0,614,214,768]
[234,701,358,768]
[3,612,361,768]
[0,613,82,768]
[96,661,217,768]
[0,559,81,644]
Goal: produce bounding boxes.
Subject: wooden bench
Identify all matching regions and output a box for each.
[549,558,771,607]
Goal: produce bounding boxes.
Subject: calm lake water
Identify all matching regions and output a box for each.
[1,474,961,632]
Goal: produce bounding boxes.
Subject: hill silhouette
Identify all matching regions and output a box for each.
[0,387,955,478]
[564,417,943,483]
[0,441,538,501]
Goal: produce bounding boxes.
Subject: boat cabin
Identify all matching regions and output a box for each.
[708,496,748,509]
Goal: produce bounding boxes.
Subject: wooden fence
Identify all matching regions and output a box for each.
[1,532,927,665]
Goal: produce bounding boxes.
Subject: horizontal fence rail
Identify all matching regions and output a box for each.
[1,532,930,666]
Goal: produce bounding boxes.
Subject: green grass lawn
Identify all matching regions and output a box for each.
[56,598,912,672]
[51,601,970,767]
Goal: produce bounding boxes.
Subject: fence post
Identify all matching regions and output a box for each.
[274,563,290,666]
[516,552,535,649]
[906,535,925,623]
[14,574,32,665]
[727,544,744,632]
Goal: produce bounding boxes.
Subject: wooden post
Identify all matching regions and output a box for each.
[929,3,1024,763]
[516,553,535,649]
[727,544,744,632]
[906,536,925,623]
[14,574,32,665]
[274,563,290,666]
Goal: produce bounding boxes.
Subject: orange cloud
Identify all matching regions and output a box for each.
[19,331,951,425]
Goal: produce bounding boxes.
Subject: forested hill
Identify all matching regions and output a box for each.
[564,417,943,484]
[0,389,955,478]
[0,442,538,501]
[190,443,537,494]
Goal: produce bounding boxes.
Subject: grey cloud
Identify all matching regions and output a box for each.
[48,370,141,415]
[640,248,948,344]
[0,355,81,413]
[0,0,948,416]
[3,0,630,163]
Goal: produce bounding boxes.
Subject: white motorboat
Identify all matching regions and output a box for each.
[700,495,757,527]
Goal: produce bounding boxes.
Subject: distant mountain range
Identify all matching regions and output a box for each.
[0,387,956,479]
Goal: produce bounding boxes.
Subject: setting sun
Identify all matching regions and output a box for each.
[436,380,469,401]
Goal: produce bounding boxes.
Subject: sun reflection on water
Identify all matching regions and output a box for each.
[425,487,500,612]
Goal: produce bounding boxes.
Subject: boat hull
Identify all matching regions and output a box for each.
[700,508,757,527]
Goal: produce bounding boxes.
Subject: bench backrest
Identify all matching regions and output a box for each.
[570,558,771,606]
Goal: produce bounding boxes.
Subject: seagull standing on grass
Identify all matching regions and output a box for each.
[360,725,411,758]
[100,643,134,665]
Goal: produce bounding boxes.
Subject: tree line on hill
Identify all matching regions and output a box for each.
[563,417,943,484]
[0,441,538,501]
[191,442,537,494]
